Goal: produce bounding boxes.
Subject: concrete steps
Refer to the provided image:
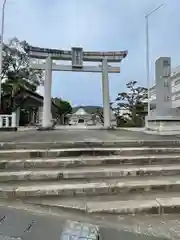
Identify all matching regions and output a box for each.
[0,154,180,169]
[1,147,180,159]
[0,175,180,198]
[1,164,180,181]
[1,141,180,215]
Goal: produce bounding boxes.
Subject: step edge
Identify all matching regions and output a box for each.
[12,177,180,190]
[1,154,180,163]
[25,197,180,215]
[1,147,180,153]
[1,164,180,175]
[1,175,180,190]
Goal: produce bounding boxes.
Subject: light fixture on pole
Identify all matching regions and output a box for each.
[145,4,164,117]
[0,0,7,107]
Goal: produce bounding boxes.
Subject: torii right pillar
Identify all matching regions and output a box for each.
[102,57,111,128]
[42,55,52,128]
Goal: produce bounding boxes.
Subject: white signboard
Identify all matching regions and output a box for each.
[72,47,83,68]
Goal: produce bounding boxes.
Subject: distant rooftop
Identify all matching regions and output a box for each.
[73,108,90,116]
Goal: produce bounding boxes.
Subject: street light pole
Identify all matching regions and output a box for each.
[145,15,150,117]
[0,0,7,107]
[145,4,164,117]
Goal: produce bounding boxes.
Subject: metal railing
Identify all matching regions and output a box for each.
[0,112,16,128]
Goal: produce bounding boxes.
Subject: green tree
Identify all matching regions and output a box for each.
[1,37,43,97]
[1,37,43,112]
[95,107,104,124]
[115,80,147,126]
[52,97,72,115]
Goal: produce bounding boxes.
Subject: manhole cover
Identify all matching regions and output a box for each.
[60,220,100,240]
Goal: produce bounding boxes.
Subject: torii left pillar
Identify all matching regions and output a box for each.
[42,55,52,128]
[102,57,111,128]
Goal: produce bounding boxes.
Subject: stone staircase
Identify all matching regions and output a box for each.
[1,140,180,215]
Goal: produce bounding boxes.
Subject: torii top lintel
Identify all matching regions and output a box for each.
[27,46,128,63]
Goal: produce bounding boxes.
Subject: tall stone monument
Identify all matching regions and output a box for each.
[156,57,172,116]
[146,57,180,132]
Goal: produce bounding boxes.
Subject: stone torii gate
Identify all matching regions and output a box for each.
[28,46,127,129]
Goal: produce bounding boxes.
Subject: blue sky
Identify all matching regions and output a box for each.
[2,0,180,107]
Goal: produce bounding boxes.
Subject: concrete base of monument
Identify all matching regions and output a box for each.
[101,126,117,130]
[37,125,55,131]
[0,127,18,132]
[145,116,180,134]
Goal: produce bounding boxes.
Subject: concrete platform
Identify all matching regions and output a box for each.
[0,128,180,144]
[1,140,180,150]
[120,127,180,136]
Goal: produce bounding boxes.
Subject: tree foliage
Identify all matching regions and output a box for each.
[0,37,72,125]
[115,80,147,125]
[1,37,43,96]
[52,97,72,115]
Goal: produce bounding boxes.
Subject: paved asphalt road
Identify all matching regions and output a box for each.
[0,206,168,240]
